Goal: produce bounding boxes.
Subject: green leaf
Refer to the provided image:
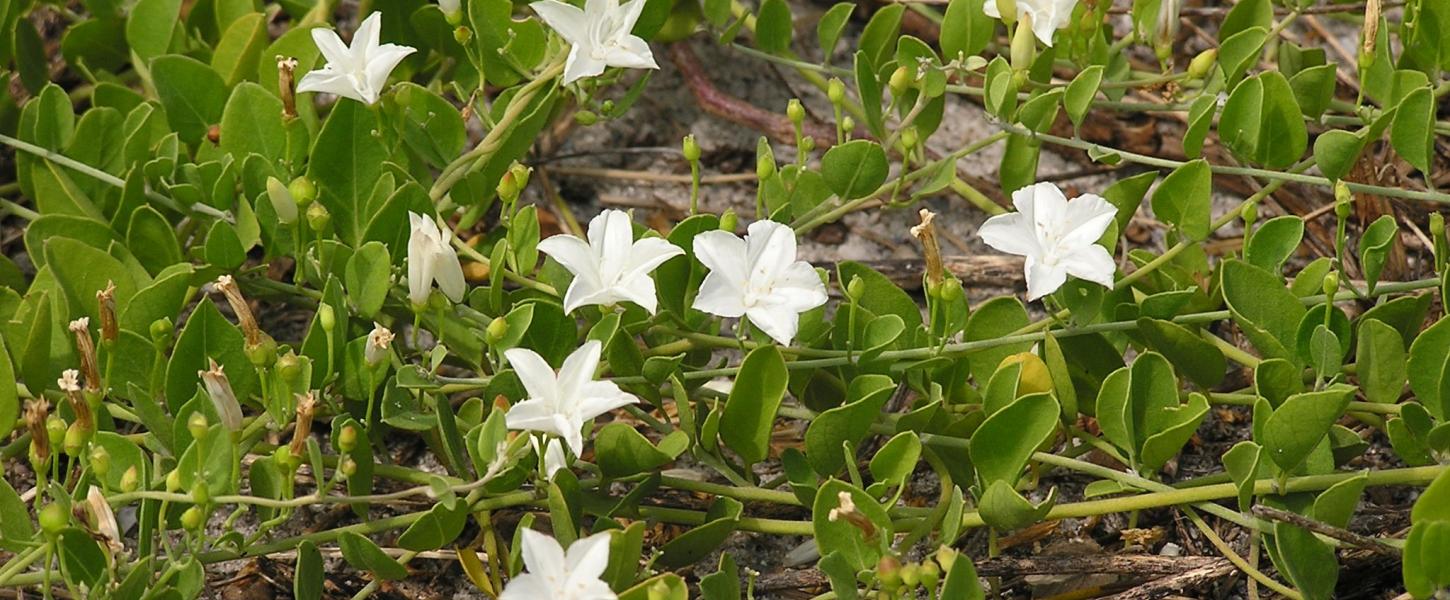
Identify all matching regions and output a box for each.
[1101,171,1156,234]
[204,220,246,271]
[720,345,787,465]
[755,0,792,54]
[1136,318,1225,388]
[1222,259,1305,362]
[804,375,897,475]
[1408,317,1450,421]
[1244,215,1303,274]
[1151,159,1212,241]
[1182,94,1217,159]
[1313,129,1365,182]
[867,431,922,488]
[1063,66,1102,129]
[1273,521,1339,600]
[165,300,257,411]
[58,527,107,587]
[857,4,903,68]
[127,206,185,275]
[1219,72,1307,169]
[1222,440,1263,512]
[656,496,743,568]
[308,101,390,246]
[597,424,686,478]
[812,479,891,571]
[1288,63,1336,119]
[397,500,468,551]
[977,479,1055,531]
[126,0,182,60]
[220,82,287,167]
[1391,85,1434,174]
[344,241,392,319]
[294,540,324,600]
[816,3,854,60]
[0,334,15,451]
[821,140,889,200]
[1358,214,1398,294]
[338,532,409,581]
[1356,319,1406,404]
[971,393,1058,486]
[387,83,466,169]
[963,297,1031,384]
[1218,27,1269,86]
[151,55,229,145]
[939,0,992,60]
[0,478,32,552]
[211,12,268,86]
[1262,385,1355,473]
[1139,393,1210,474]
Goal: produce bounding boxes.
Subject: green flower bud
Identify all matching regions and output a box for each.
[245,333,278,368]
[888,66,913,97]
[934,546,958,573]
[89,445,111,478]
[720,209,738,232]
[338,425,359,453]
[899,563,921,588]
[166,469,183,492]
[600,100,615,113]
[181,506,206,531]
[339,456,357,479]
[756,149,776,180]
[574,110,599,126]
[46,416,66,451]
[39,503,68,536]
[288,176,317,209]
[509,162,532,191]
[266,176,298,224]
[486,316,509,345]
[306,202,331,233]
[936,277,963,302]
[277,351,303,384]
[497,171,521,202]
[920,561,940,588]
[1334,181,1353,214]
[786,99,805,126]
[188,412,210,441]
[877,556,903,588]
[120,466,140,493]
[149,317,174,346]
[827,78,846,105]
[682,134,701,163]
[900,127,919,149]
[846,275,865,301]
[318,304,336,334]
[993,0,1016,23]
[64,421,89,457]
[1431,212,1445,238]
[191,482,210,506]
[1187,49,1217,81]
[1323,271,1340,298]
[840,116,855,134]
[1240,202,1258,227]
[273,445,301,472]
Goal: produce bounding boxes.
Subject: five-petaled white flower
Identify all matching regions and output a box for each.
[407,212,466,307]
[538,209,684,315]
[691,220,828,346]
[977,182,1117,301]
[500,529,616,600]
[984,0,1077,47]
[531,0,659,85]
[504,341,638,456]
[297,12,416,105]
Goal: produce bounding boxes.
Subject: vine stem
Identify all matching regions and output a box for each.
[0,133,230,221]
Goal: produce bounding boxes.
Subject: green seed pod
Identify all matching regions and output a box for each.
[188,413,210,440]
[486,316,509,345]
[509,162,532,191]
[39,503,68,536]
[149,317,174,346]
[46,417,66,452]
[288,176,317,209]
[899,563,921,588]
[64,421,89,457]
[1186,49,1217,80]
[574,110,599,126]
[338,425,359,453]
[306,202,331,233]
[245,333,278,368]
[277,350,303,383]
[120,466,140,493]
[1323,271,1340,299]
[920,561,940,588]
[900,127,919,149]
[166,469,183,492]
[191,482,210,506]
[888,66,913,96]
[720,209,738,232]
[339,456,357,479]
[453,25,472,44]
[181,506,206,531]
[682,134,701,163]
[877,556,903,588]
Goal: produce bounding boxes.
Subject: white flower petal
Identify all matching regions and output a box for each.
[564,532,614,580]
[531,0,590,43]
[604,36,658,69]
[506,399,564,434]
[771,262,829,313]
[562,50,608,85]
[692,230,750,285]
[310,28,353,69]
[743,220,797,285]
[1058,193,1118,248]
[1059,243,1116,288]
[499,572,551,600]
[1025,258,1068,301]
[519,529,568,578]
[541,235,605,290]
[692,272,748,317]
[746,304,802,345]
[592,210,635,282]
[432,245,466,303]
[504,348,560,405]
[557,341,603,401]
[623,237,684,282]
[354,12,385,55]
[614,274,661,314]
[977,212,1040,258]
[362,43,417,104]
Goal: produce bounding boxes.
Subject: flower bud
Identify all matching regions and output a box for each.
[190,482,210,506]
[840,116,855,134]
[1334,181,1353,215]
[277,350,303,383]
[1432,212,1446,239]
[1323,271,1340,299]
[199,360,243,432]
[150,317,174,346]
[45,416,66,454]
[289,177,317,209]
[89,445,111,478]
[999,352,1053,396]
[453,25,472,45]
[39,503,68,536]
[934,546,958,573]
[338,424,359,453]
[497,171,521,203]
[920,561,940,587]
[993,0,1016,22]
[120,466,140,493]
[267,176,298,224]
[1186,49,1217,81]
[64,421,89,457]
[574,109,598,126]
[181,506,206,531]
[339,456,358,479]
[306,202,331,233]
[1240,202,1258,228]
[719,209,738,232]
[486,317,509,345]
[900,127,919,150]
[1010,14,1037,72]
[366,323,394,367]
[827,78,846,106]
[756,146,776,180]
[1360,0,1380,67]
[846,275,865,301]
[97,282,119,345]
[318,304,336,333]
[786,99,805,126]
[888,66,913,97]
[877,556,903,588]
[682,134,701,163]
[188,412,210,440]
[509,162,532,192]
[899,563,921,588]
[166,469,183,492]
[799,136,815,155]
[1154,0,1180,61]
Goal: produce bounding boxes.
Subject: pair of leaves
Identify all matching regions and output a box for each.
[1096,352,1210,474]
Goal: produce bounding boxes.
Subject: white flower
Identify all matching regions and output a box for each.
[500,529,616,600]
[407,212,466,307]
[365,323,394,366]
[531,0,659,85]
[977,182,1117,301]
[538,209,684,314]
[504,341,638,456]
[266,177,297,224]
[198,359,243,432]
[691,220,828,346]
[297,12,416,105]
[984,0,1077,47]
[531,436,570,477]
